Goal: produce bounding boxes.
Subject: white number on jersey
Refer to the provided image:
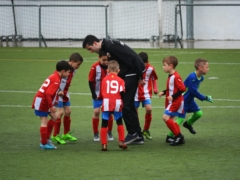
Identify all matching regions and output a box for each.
[106,80,119,94]
[39,79,50,93]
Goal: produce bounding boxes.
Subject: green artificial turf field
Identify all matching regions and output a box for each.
[0,47,240,180]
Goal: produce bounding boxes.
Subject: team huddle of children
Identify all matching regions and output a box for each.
[32,44,212,151]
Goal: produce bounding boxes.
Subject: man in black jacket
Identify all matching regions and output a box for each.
[82,35,146,144]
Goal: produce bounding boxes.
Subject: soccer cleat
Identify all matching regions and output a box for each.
[62,133,77,141]
[118,141,128,150]
[51,135,66,145]
[166,135,175,143]
[132,137,144,145]
[40,143,56,150]
[170,133,185,146]
[142,130,152,140]
[183,121,196,134]
[124,133,139,145]
[107,131,114,141]
[101,144,108,151]
[93,133,100,142]
[47,139,57,149]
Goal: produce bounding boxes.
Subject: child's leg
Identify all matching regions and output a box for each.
[143,104,152,131]
[107,115,113,132]
[47,119,55,139]
[116,117,127,149]
[100,119,108,151]
[40,117,49,145]
[92,107,100,135]
[167,117,185,137]
[187,110,203,125]
[62,105,72,134]
[53,118,61,136]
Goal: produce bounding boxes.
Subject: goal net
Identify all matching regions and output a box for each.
[0,0,181,47]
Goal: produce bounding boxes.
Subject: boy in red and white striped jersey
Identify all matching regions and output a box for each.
[100,60,127,151]
[51,53,83,145]
[159,56,186,146]
[32,60,71,150]
[88,51,114,142]
[134,52,158,141]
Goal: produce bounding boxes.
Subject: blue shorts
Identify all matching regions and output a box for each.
[134,99,151,108]
[164,109,184,118]
[55,100,71,108]
[178,101,200,118]
[102,111,122,120]
[34,110,49,117]
[185,101,200,113]
[92,99,103,108]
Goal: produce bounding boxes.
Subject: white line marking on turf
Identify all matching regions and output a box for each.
[0,90,239,102]
[0,105,240,109]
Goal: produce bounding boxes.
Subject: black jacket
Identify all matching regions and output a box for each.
[101,38,145,79]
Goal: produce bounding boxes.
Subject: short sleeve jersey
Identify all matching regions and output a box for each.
[165,71,186,112]
[101,72,125,112]
[88,61,107,99]
[32,71,61,112]
[135,63,158,101]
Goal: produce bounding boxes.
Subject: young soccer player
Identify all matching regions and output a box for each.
[51,53,83,145]
[134,52,158,141]
[88,51,114,142]
[166,58,212,139]
[32,60,71,150]
[100,60,127,151]
[159,56,186,146]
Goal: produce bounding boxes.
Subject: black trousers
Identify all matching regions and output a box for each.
[122,75,142,137]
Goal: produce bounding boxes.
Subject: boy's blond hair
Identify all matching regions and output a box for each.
[194,58,208,70]
[108,60,119,72]
[162,56,178,68]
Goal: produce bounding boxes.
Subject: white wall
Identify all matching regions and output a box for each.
[181,0,240,40]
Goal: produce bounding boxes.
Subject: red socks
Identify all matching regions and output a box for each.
[40,127,48,145]
[117,125,125,142]
[144,113,152,130]
[100,127,108,145]
[63,116,71,134]
[47,119,55,139]
[53,118,61,136]
[166,119,180,136]
[92,118,99,134]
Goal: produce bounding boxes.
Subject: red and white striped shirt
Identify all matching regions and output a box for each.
[88,61,108,99]
[135,64,158,101]
[59,70,75,102]
[101,72,125,112]
[165,71,186,113]
[32,71,60,112]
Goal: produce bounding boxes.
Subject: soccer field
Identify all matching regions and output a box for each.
[0,47,240,180]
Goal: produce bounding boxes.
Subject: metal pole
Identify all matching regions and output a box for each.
[174,6,178,48]
[11,0,17,36]
[186,0,194,40]
[157,0,163,43]
[39,5,41,47]
[105,6,108,38]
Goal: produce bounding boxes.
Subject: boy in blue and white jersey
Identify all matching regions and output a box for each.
[166,58,213,142]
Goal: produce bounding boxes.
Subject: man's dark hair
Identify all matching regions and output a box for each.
[138,52,148,63]
[69,53,83,63]
[82,35,100,48]
[99,51,107,58]
[56,60,71,71]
